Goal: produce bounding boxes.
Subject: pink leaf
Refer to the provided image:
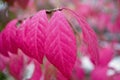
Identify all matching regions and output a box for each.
[29,60,42,80]
[91,66,108,80]
[0,33,2,51]
[99,47,113,66]
[0,32,7,56]
[63,8,99,65]
[17,49,42,80]
[45,11,77,78]
[113,74,120,80]
[82,24,99,65]
[0,54,9,71]
[16,18,30,54]
[20,10,48,63]
[8,53,24,80]
[1,19,18,55]
[71,60,85,80]
[57,71,68,80]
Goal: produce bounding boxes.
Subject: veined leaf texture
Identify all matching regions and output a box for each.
[17,10,48,64]
[0,8,99,78]
[45,11,77,78]
[0,20,18,56]
[63,8,99,65]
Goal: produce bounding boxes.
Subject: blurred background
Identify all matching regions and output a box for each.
[0,0,120,80]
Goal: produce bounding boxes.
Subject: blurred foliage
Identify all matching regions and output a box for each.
[0,0,16,31]
[0,71,6,80]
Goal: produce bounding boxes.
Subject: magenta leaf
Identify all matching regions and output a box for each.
[71,60,85,80]
[113,74,120,80]
[45,11,77,78]
[18,10,48,63]
[91,66,108,80]
[82,24,99,65]
[14,49,42,80]
[8,53,24,80]
[16,18,30,55]
[29,60,42,80]
[57,71,68,80]
[1,19,18,55]
[0,32,7,56]
[99,47,113,66]
[0,33,2,51]
[0,54,9,71]
[63,8,99,65]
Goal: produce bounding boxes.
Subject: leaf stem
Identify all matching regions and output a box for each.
[46,8,63,14]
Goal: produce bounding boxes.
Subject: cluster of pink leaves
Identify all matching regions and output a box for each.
[91,46,120,80]
[72,0,120,80]
[0,50,42,80]
[0,8,99,79]
[74,0,120,33]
